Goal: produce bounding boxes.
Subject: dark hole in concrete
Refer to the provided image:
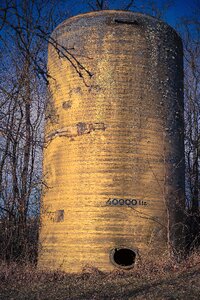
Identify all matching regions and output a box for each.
[114,19,139,25]
[112,248,136,268]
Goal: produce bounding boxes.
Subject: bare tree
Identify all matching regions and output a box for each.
[86,0,173,19]
[138,0,173,19]
[88,0,109,10]
[0,0,65,261]
[87,0,136,11]
[181,17,200,212]
[176,2,200,250]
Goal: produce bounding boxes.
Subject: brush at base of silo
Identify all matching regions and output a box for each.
[38,10,185,273]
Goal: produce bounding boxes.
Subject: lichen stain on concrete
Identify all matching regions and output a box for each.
[69,87,83,97]
[62,100,72,110]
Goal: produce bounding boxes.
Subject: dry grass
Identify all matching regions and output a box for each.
[0,253,200,299]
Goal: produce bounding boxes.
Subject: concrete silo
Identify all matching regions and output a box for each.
[38,11,185,273]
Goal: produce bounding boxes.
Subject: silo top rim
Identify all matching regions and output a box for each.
[53,10,181,41]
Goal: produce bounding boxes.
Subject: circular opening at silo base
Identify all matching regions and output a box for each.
[110,248,136,269]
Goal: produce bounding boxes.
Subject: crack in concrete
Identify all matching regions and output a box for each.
[46,122,106,142]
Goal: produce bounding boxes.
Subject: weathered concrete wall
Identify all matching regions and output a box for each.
[38,11,185,273]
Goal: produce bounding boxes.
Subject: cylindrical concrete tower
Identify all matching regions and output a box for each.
[38,11,185,273]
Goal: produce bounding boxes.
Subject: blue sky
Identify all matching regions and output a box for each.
[62,0,197,29]
[166,0,195,25]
